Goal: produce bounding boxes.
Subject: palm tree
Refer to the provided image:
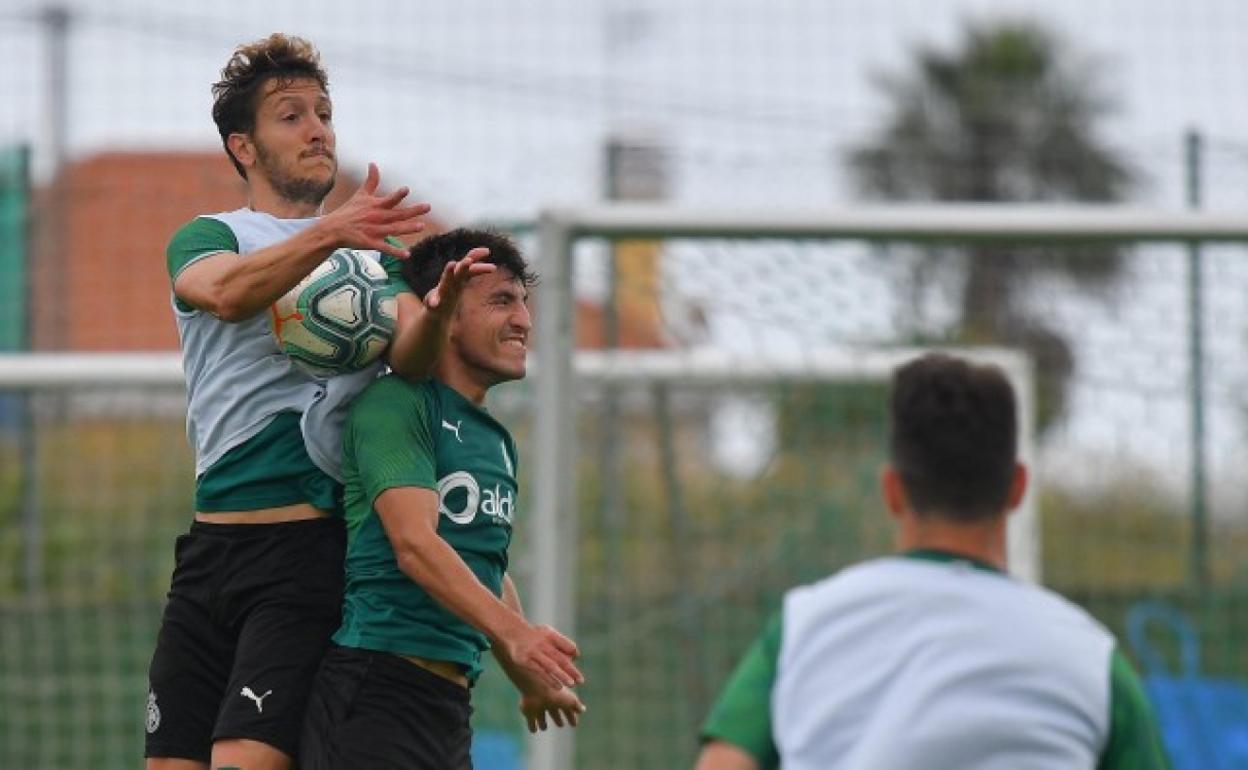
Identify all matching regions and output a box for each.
[850,21,1134,428]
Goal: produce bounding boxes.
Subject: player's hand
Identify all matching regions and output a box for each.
[502,623,584,691]
[319,162,430,259]
[424,247,497,321]
[519,685,586,733]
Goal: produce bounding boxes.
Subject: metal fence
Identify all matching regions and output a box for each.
[3,1,1248,767]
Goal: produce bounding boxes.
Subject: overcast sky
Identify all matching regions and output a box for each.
[4,0,1248,213]
[4,0,1248,508]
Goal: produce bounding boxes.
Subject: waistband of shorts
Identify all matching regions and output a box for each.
[188,516,343,538]
[329,645,473,700]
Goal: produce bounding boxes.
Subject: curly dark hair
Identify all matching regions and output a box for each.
[211,34,328,180]
[401,229,537,300]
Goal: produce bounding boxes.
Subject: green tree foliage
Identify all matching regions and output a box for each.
[849,21,1134,428]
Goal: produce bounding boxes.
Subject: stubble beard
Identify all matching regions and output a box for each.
[460,342,525,389]
[255,142,335,208]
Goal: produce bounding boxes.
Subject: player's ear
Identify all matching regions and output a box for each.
[227,132,256,170]
[1005,463,1028,512]
[880,464,907,520]
[442,300,465,341]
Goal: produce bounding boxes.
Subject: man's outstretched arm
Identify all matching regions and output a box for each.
[173,163,428,322]
[386,248,495,381]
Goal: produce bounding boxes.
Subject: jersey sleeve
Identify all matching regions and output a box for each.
[1097,647,1172,770]
[167,217,238,281]
[167,217,239,313]
[700,610,783,770]
[346,377,438,503]
[380,237,411,290]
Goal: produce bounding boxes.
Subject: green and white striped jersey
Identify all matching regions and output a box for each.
[702,550,1170,770]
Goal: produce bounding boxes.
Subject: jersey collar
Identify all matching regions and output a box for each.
[901,548,1005,575]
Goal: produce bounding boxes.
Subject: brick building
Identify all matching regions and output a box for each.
[28,151,667,352]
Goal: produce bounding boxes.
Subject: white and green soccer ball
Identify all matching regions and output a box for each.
[271,248,399,377]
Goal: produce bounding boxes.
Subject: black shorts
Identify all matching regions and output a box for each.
[145,517,345,762]
[301,644,474,770]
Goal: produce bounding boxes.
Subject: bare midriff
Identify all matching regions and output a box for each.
[397,654,470,688]
[194,503,331,524]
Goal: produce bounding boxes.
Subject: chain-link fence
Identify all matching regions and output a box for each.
[3,1,1248,768]
[528,213,1248,769]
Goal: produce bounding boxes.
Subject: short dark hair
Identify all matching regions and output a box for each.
[401,229,537,299]
[889,353,1018,521]
[212,34,328,180]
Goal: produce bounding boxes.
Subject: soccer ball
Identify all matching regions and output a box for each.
[271,248,400,377]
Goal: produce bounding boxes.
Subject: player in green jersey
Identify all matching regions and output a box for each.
[301,228,585,769]
[695,353,1170,770]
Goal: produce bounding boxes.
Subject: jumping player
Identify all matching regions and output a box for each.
[148,34,484,770]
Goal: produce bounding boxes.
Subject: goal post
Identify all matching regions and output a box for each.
[571,345,1039,579]
[527,203,1248,770]
[0,344,1036,770]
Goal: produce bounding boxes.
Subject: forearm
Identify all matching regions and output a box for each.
[377,488,579,690]
[387,293,449,381]
[500,573,523,614]
[395,531,526,643]
[493,575,585,728]
[189,221,339,321]
[493,575,539,687]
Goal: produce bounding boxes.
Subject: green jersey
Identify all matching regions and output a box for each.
[333,374,518,682]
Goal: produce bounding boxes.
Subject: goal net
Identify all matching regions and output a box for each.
[519,204,1248,770]
[4,204,1248,770]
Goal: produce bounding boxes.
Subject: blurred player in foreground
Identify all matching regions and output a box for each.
[148,33,484,770]
[301,229,585,770]
[695,352,1170,770]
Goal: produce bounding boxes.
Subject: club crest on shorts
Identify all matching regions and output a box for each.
[146,690,161,734]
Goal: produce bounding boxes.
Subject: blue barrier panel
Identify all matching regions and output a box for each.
[1127,601,1248,769]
